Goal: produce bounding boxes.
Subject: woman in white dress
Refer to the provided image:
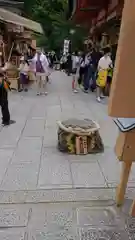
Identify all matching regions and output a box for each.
[31,48,49,95]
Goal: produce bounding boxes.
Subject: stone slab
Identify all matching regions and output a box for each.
[28,230,77,240]
[11,137,42,164]
[28,204,75,230]
[0,162,39,191]
[77,207,119,227]
[79,228,129,240]
[0,205,29,227]
[38,159,72,187]
[71,162,107,188]
[43,128,58,147]
[0,230,26,240]
[0,128,22,149]
[30,105,47,119]
[97,148,121,185]
[0,149,14,183]
[18,137,43,151]
[23,119,45,137]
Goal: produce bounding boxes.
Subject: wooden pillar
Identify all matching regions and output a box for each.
[108,0,135,117]
[130,201,135,216]
[114,129,135,206]
[108,0,135,215]
[116,161,132,206]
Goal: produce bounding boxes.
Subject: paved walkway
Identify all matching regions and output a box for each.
[0,71,134,203]
[0,71,135,239]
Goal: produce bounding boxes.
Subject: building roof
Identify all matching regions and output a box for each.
[68,0,108,24]
[0,7,43,34]
[0,0,23,8]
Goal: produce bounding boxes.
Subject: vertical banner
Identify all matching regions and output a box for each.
[63,39,70,54]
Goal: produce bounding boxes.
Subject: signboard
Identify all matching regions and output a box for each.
[22,31,32,39]
[63,39,70,54]
[7,23,24,33]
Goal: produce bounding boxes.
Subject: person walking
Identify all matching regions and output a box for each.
[83,51,92,93]
[0,70,14,126]
[78,53,85,87]
[90,48,102,92]
[32,48,49,95]
[66,53,72,76]
[96,47,112,102]
[60,54,67,71]
[72,51,80,93]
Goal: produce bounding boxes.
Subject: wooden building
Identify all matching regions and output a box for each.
[0,0,43,89]
[68,0,124,53]
[0,3,43,64]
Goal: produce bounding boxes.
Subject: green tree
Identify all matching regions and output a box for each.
[24,0,87,51]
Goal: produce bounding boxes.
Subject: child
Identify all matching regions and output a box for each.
[19,56,29,92]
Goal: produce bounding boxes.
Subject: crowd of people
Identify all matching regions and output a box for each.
[11,48,54,95]
[0,46,114,127]
[0,47,53,126]
[60,46,114,102]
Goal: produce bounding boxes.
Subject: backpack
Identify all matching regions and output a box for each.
[0,77,11,91]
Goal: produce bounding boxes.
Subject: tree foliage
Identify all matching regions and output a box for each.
[24,0,87,51]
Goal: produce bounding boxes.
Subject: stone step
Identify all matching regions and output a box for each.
[0,187,134,204]
[0,188,116,204]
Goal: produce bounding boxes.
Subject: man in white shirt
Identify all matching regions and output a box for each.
[96,47,112,102]
[98,54,112,71]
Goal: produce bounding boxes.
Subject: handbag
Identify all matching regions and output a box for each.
[96,69,108,87]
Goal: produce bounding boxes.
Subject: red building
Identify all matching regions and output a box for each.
[68,0,124,51]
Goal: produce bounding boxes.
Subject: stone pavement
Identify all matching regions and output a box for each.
[0,70,135,203]
[0,71,135,239]
[0,200,134,239]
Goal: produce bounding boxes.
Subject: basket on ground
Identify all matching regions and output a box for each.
[57,118,104,155]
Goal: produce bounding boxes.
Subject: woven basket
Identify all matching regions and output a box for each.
[57,119,104,155]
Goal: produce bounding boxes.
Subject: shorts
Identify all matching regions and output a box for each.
[36,73,47,82]
[107,76,112,84]
[20,73,28,84]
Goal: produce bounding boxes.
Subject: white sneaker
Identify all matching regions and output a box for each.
[100,94,105,99]
[96,97,101,102]
[73,89,78,93]
[44,92,48,95]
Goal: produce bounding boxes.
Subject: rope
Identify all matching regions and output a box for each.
[57,120,100,136]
